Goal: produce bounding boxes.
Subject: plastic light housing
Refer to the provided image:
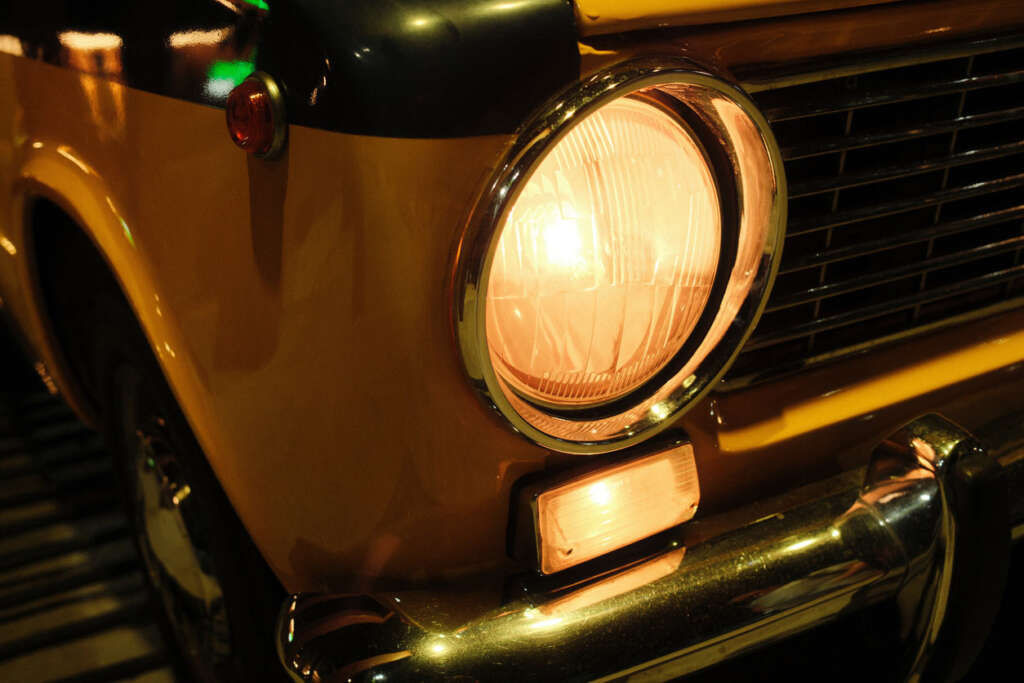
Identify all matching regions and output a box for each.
[226,78,273,153]
[533,443,699,574]
[225,72,285,158]
[455,60,786,453]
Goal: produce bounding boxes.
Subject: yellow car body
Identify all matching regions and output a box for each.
[1,0,1022,679]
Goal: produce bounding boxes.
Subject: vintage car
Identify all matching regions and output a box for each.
[0,0,1022,681]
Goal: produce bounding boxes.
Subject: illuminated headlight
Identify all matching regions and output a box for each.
[455,60,786,453]
[488,97,721,407]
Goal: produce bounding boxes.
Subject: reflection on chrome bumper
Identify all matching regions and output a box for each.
[278,414,1023,682]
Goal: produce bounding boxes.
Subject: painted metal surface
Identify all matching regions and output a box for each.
[717,325,1024,452]
[578,0,1024,79]
[262,0,580,137]
[0,52,533,591]
[0,0,1021,596]
[574,0,899,35]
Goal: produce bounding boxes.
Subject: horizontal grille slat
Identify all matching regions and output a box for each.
[783,204,1024,272]
[768,234,1024,310]
[746,265,1024,350]
[789,140,1024,197]
[782,105,1024,160]
[787,173,1024,236]
[726,40,1024,387]
[760,68,1024,121]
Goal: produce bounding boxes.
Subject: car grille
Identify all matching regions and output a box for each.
[726,38,1024,385]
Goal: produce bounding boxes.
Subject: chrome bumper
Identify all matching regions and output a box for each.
[278,414,1024,682]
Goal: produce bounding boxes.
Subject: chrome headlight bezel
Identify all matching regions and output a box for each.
[453,58,787,454]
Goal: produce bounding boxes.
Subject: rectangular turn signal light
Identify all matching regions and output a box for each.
[519,442,700,575]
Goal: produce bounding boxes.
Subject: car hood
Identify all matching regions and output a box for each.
[574,0,901,35]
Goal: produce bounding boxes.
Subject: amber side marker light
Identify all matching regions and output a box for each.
[520,442,700,575]
[225,72,286,158]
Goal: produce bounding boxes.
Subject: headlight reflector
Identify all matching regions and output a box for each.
[486,97,721,407]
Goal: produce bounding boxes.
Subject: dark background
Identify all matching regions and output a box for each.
[0,320,37,393]
[0,320,176,681]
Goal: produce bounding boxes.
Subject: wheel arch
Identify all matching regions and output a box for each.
[26,193,109,423]
[13,146,210,452]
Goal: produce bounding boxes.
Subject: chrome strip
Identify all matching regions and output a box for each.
[247,71,287,160]
[747,267,1024,349]
[741,34,1024,93]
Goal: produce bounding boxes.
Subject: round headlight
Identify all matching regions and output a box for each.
[486,97,722,407]
[455,60,785,453]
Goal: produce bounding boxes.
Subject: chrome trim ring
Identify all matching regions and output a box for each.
[453,58,787,454]
[249,70,287,160]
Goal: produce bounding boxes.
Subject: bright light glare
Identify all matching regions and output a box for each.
[543,217,583,268]
[536,443,700,574]
[541,548,685,615]
[168,27,231,48]
[588,482,611,506]
[204,79,236,99]
[0,34,23,56]
[486,96,720,406]
[58,31,123,51]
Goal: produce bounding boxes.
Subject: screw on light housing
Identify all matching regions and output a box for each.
[225,71,286,158]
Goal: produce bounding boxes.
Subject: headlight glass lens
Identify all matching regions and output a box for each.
[485,97,721,407]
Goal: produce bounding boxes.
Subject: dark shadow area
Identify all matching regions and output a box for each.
[0,319,39,396]
[0,319,178,681]
[677,548,1023,683]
